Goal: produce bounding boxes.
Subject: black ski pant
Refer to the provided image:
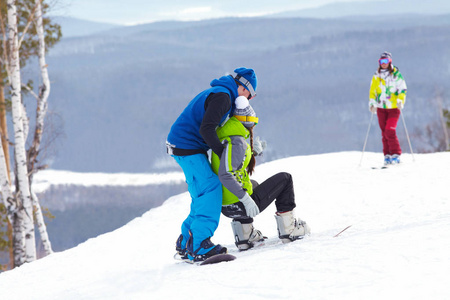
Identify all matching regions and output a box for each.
[221,172,296,224]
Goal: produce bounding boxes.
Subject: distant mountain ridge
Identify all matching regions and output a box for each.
[270,0,450,19]
[51,16,122,37]
[31,12,450,173]
[51,0,450,39]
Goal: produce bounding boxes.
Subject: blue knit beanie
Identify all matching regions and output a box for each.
[233,67,257,98]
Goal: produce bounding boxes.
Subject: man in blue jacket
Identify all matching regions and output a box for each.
[167,67,257,262]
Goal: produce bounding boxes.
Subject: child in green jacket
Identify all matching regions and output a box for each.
[211,96,310,250]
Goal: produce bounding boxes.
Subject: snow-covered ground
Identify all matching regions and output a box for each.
[32,170,185,193]
[1,151,449,300]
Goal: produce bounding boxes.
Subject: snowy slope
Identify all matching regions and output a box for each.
[0,152,449,300]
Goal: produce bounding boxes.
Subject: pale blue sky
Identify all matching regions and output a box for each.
[51,0,380,25]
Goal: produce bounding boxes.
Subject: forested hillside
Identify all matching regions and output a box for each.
[30,14,450,172]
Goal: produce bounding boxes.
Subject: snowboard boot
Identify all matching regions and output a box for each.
[275,211,311,244]
[391,154,401,164]
[231,220,266,251]
[186,232,227,262]
[384,154,392,165]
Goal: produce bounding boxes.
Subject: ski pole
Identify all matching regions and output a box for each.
[359,113,374,166]
[400,109,415,161]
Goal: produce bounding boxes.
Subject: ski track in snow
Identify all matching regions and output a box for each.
[0,151,449,300]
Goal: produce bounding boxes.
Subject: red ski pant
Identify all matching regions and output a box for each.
[377,108,401,156]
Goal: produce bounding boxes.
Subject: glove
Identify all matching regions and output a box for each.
[397,99,404,109]
[239,193,260,218]
[369,105,377,114]
[253,136,266,156]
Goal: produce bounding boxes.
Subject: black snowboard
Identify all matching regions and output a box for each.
[199,253,236,266]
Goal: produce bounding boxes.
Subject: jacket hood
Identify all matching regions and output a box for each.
[210,75,239,100]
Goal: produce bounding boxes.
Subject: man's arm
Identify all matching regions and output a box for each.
[200,92,231,157]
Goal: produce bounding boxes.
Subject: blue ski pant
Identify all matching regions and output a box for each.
[172,154,222,252]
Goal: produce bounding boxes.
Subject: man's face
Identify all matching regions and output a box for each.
[237,85,252,100]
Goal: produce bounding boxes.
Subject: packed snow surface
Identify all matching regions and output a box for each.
[1,152,449,300]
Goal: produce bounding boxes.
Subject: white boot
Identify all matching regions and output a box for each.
[231,220,265,251]
[275,211,311,244]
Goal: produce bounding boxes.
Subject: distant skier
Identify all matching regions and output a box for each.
[369,51,407,165]
[167,68,258,262]
[211,96,310,250]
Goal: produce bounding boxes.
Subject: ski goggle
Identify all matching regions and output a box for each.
[379,58,391,65]
[234,115,259,125]
[233,73,257,100]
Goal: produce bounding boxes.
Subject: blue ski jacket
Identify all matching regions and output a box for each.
[167,75,238,156]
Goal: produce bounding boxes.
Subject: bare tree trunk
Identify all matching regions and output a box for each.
[0,85,14,268]
[0,131,24,266]
[31,189,52,255]
[7,0,36,264]
[25,0,53,256]
[28,0,50,171]
[6,218,14,269]
[0,145,15,225]
[11,214,26,265]
[436,92,450,151]
[0,86,10,176]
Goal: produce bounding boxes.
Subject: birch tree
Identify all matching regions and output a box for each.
[23,0,54,257]
[0,0,60,267]
[0,85,13,269]
[28,0,49,171]
[436,92,449,151]
[7,0,36,263]
[0,128,23,266]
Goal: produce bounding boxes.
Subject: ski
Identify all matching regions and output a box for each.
[372,163,403,169]
[371,166,389,169]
